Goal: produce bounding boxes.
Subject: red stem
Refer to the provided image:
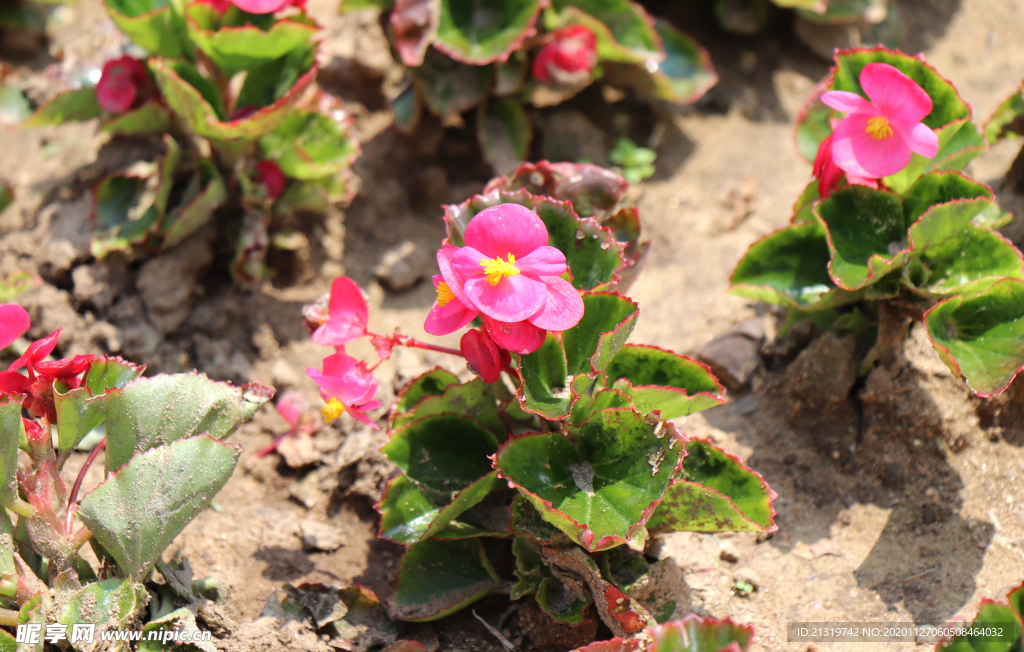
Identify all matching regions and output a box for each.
[65,438,105,532]
[401,339,463,357]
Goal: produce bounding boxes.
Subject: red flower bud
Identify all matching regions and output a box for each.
[532,26,597,85]
[460,328,510,384]
[256,160,287,199]
[96,56,151,115]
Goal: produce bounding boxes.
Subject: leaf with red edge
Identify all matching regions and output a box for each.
[23,88,102,127]
[509,494,570,545]
[911,224,1024,298]
[433,0,541,65]
[511,536,593,625]
[389,538,501,622]
[546,0,663,64]
[606,344,724,420]
[102,102,172,135]
[985,82,1024,144]
[924,278,1024,397]
[259,109,360,180]
[483,161,629,218]
[604,206,650,292]
[414,48,492,117]
[390,368,460,421]
[647,439,777,534]
[53,356,144,452]
[572,615,755,652]
[186,7,318,75]
[495,409,684,552]
[935,599,1022,652]
[104,0,191,58]
[391,0,440,67]
[377,472,499,546]
[390,378,505,437]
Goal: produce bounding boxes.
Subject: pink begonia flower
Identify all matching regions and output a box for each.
[96,56,152,115]
[312,277,368,348]
[532,26,597,85]
[228,0,304,14]
[443,203,583,354]
[424,271,477,336]
[256,160,287,199]
[813,130,879,198]
[821,63,939,179]
[307,352,381,429]
[0,304,30,351]
[460,328,509,384]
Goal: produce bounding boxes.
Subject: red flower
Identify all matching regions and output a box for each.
[813,129,880,198]
[96,56,152,115]
[532,26,598,85]
[256,160,287,199]
[460,328,510,383]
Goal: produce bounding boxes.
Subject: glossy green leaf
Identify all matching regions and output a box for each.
[390,539,501,621]
[904,173,995,254]
[495,409,683,551]
[79,435,241,577]
[102,102,172,135]
[477,96,531,175]
[391,378,505,437]
[0,629,12,652]
[902,171,993,224]
[393,368,460,417]
[509,494,570,545]
[392,84,422,134]
[930,119,987,173]
[606,344,724,420]
[23,88,101,127]
[548,0,662,63]
[160,159,227,249]
[612,20,716,105]
[54,357,144,452]
[433,0,541,65]
[0,398,24,508]
[924,278,1024,397]
[380,414,499,499]
[103,372,272,472]
[378,472,499,545]
[729,221,864,311]
[188,15,317,75]
[90,174,159,259]
[816,185,908,290]
[913,225,1023,297]
[415,48,492,117]
[259,109,358,180]
[648,439,776,534]
[985,84,1024,143]
[564,292,638,376]
[937,602,1022,652]
[57,578,147,628]
[104,0,190,58]
[518,334,590,419]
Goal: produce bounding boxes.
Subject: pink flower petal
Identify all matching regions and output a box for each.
[9,329,61,373]
[482,316,546,354]
[424,298,478,336]
[229,0,290,13]
[515,246,567,277]
[307,352,378,405]
[821,90,873,115]
[343,404,381,429]
[274,390,308,428]
[528,277,584,331]
[312,277,368,347]
[895,120,940,159]
[0,304,30,351]
[463,203,548,259]
[437,245,473,305]
[452,246,489,282]
[831,113,912,179]
[860,62,932,123]
[465,274,547,323]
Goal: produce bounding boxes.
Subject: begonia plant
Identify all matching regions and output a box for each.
[731,47,1024,397]
[935,581,1023,651]
[21,0,358,284]
[289,161,775,646]
[344,0,717,173]
[0,304,273,646]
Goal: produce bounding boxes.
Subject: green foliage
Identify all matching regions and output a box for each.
[389,539,501,621]
[608,138,656,184]
[936,581,1023,652]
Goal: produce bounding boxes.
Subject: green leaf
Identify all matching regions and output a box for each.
[937,602,1023,652]
[0,510,14,578]
[415,48,492,117]
[380,414,499,499]
[273,174,353,217]
[0,398,25,508]
[378,472,499,545]
[0,82,31,127]
[434,0,541,65]
[79,434,241,577]
[23,88,101,127]
[392,83,422,134]
[729,221,864,310]
[912,225,1023,297]
[495,409,683,551]
[509,494,570,545]
[0,630,13,652]
[816,185,908,290]
[606,344,725,420]
[904,173,995,253]
[103,372,273,472]
[90,174,160,259]
[647,439,776,534]
[880,119,981,195]
[57,578,147,628]
[985,83,1024,143]
[104,0,190,58]
[0,183,10,215]
[564,292,638,376]
[512,536,592,624]
[188,14,317,75]
[393,368,460,417]
[160,159,227,249]
[476,96,531,175]
[390,538,501,621]
[924,278,1024,397]
[902,171,993,224]
[391,378,505,437]
[259,109,359,180]
[54,357,144,452]
[493,50,527,96]
[548,0,662,63]
[101,102,172,135]
[518,334,588,419]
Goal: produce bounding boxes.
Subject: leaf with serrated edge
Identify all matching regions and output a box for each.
[546,0,663,64]
[104,1,189,58]
[54,357,144,452]
[389,539,500,622]
[377,472,499,545]
[391,378,505,437]
[481,161,628,219]
[985,83,1024,144]
[495,409,684,552]
[79,435,241,577]
[606,344,724,420]
[391,368,460,421]
[259,110,359,180]
[913,225,1024,298]
[188,15,318,75]
[434,0,541,65]
[518,336,593,420]
[924,278,1024,397]
[563,293,638,377]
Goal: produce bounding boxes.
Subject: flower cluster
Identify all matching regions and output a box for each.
[813,63,939,196]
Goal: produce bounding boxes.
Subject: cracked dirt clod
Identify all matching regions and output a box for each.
[136,234,214,335]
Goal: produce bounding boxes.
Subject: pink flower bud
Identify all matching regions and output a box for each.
[96,56,150,115]
[532,26,597,85]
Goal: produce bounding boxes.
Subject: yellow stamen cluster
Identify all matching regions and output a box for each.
[321,398,345,424]
[866,116,893,140]
[480,253,520,286]
[436,281,456,307]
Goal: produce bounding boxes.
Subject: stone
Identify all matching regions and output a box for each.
[696,318,766,390]
[136,234,214,335]
[374,240,430,292]
[299,519,347,552]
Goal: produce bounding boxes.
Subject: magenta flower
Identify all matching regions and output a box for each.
[312,277,368,349]
[227,0,304,14]
[0,304,30,351]
[424,246,479,337]
[821,63,939,179]
[442,203,582,353]
[532,26,598,85]
[307,353,381,429]
[96,56,152,115]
